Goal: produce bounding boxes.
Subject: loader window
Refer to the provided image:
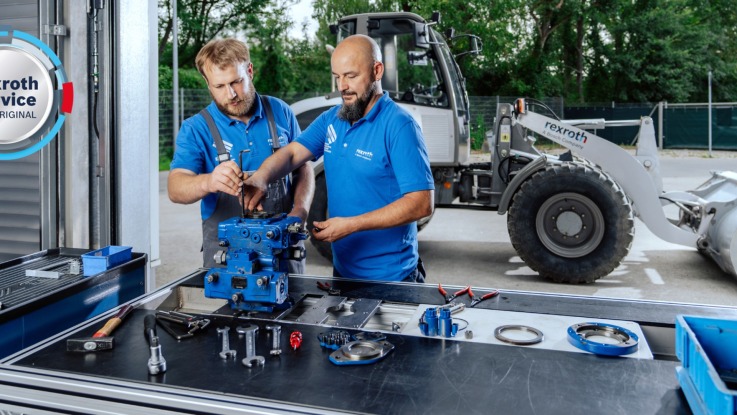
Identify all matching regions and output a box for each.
[392,33,448,108]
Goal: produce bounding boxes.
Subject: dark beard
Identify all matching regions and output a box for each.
[338,81,377,123]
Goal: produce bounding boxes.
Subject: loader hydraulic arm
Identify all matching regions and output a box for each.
[511,100,699,247]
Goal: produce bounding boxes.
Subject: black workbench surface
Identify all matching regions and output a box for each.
[2,273,713,414]
[13,309,689,415]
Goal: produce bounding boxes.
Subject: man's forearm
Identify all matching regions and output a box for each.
[252,142,307,185]
[289,162,315,221]
[168,169,210,204]
[352,190,434,232]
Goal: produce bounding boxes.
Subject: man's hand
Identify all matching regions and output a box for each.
[242,171,269,212]
[311,217,356,242]
[288,206,309,224]
[207,160,243,197]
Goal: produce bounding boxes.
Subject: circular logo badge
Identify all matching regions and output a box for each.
[0,28,73,160]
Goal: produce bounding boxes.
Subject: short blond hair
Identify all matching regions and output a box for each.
[195,38,250,81]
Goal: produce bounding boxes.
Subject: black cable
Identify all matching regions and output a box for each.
[524,97,562,121]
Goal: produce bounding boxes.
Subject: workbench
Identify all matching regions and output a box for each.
[1,270,735,414]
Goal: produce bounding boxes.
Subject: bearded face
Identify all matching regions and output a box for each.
[206,62,256,119]
[338,76,377,123]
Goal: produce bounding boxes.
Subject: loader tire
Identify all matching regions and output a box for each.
[307,172,435,262]
[507,163,634,283]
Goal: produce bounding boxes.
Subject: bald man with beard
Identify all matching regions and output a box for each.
[243,35,435,282]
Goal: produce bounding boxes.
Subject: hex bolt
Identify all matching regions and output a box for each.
[217,327,236,359]
[237,325,265,367]
[266,324,282,356]
[231,293,242,304]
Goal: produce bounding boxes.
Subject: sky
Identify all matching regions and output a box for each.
[287,0,318,40]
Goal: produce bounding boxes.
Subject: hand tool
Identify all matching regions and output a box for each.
[66,304,133,352]
[266,325,282,356]
[217,327,236,359]
[289,331,303,351]
[239,149,251,218]
[468,288,499,307]
[155,310,210,340]
[145,314,167,375]
[437,284,470,303]
[238,324,265,367]
[316,281,340,296]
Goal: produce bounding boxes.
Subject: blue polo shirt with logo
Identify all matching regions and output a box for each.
[296,92,434,281]
[170,94,300,220]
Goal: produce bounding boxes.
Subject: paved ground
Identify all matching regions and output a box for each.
[156,150,737,307]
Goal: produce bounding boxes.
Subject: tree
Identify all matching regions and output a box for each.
[158,0,270,68]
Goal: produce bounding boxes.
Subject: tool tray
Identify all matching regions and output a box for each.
[81,246,132,276]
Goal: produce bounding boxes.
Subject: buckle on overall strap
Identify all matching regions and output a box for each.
[217,153,230,162]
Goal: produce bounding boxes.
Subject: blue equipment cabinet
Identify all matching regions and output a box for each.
[0,248,146,358]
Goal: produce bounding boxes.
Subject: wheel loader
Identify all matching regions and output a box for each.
[292,12,737,283]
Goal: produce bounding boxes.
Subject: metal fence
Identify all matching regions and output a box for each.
[159,90,737,157]
[159,90,327,156]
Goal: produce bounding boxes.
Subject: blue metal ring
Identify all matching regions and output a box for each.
[567,322,639,356]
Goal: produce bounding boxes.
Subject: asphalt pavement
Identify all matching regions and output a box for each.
[156,150,737,307]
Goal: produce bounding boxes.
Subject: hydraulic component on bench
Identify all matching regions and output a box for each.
[419,303,465,337]
[204,213,308,312]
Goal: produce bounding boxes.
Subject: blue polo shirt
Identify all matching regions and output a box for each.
[297,92,434,281]
[170,94,300,220]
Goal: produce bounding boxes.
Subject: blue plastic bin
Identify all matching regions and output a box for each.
[675,315,737,415]
[81,246,133,276]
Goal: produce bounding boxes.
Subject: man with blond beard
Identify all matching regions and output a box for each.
[168,38,314,271]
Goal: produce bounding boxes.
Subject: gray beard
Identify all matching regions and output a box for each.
[338,82,377,123]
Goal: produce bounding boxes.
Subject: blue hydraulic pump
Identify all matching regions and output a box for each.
[203,212,308,312]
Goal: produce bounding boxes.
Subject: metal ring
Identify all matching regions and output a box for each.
[567,322,639,356]
[494,325,544,345]
[329,340,394,366]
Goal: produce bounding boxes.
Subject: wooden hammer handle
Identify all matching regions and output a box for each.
[92,304,133,338]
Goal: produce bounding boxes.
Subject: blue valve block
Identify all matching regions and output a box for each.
[204,213,308,313]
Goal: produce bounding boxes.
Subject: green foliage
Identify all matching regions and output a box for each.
[159,0,737,103]
[470,115,486,151]
[158,66,207,90]
[159,146,173,172]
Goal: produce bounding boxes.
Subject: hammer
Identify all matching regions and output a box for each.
[66,304,134,352]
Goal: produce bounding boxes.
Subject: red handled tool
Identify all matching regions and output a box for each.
[438,284,471,303]
[468,287,499,307]
[290,331,303,350]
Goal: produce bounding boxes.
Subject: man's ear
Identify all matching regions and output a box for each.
[373,61,384,81]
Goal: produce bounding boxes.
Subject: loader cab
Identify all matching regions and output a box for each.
[323,12,476,166]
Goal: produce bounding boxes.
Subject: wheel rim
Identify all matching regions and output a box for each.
[535,192,605,258]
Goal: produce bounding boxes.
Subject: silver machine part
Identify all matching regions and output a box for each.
[238,325,265,367]
[217,327,236,359]
[494,325,544,346]
[266,325,282,356]
[147,337,167,375]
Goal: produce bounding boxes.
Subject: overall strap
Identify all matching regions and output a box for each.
[199,108,230,163]
[260,95,280,153]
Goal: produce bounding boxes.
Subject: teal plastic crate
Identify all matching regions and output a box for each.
[81,246,132,276]
[675,315,737,415]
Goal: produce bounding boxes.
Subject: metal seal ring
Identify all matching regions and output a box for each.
[567,322,639,356]
[329,340,395,366]
[494,325,544,345]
